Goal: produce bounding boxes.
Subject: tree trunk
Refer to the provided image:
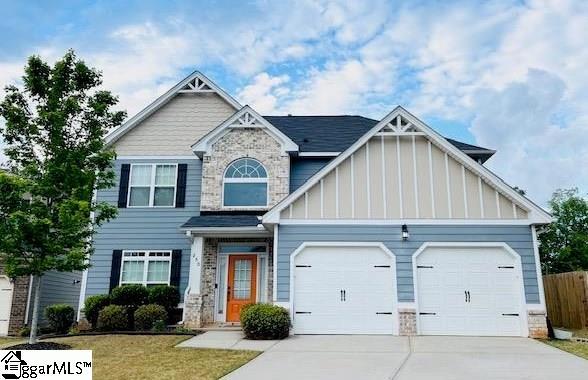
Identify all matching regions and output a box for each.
[28,275,42,345]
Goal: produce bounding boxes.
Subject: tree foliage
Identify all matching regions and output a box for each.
[0,50,124,278]
[539,188,588,274]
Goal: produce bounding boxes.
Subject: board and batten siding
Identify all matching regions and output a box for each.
[282,135,528,220]
[277,225,540,304]
[114,93,236,156]
[290,157,331,192]
[86,158,200,301]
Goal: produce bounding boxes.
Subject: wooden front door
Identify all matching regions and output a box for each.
[227,255,257,322]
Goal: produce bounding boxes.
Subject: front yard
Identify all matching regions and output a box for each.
[35,335,259,380]
[543,339,588,361]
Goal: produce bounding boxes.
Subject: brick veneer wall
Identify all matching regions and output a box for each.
[200,128,289,211]
[0,266,30,336]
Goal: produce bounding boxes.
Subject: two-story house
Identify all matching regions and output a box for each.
[79,71,551,337]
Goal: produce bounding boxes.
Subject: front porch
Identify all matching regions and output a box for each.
[182,232,274,328]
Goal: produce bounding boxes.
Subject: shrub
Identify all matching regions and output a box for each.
[151,320,166,332]
[110,284,149,309]
[134,304,168,331]
[83,294,110,329]
[44,304,75,334]
[148,285,180,314]
[19,327,31,337]
[240,304,290,340]
[97,305,129,331]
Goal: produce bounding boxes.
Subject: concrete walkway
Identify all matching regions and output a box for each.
[177,331,279,351]
[222,335,588,380]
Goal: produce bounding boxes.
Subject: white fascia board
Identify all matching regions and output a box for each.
[104,71,241,146]
[279,218,536,226]
[263,106,551,224]
[191,105,298,156]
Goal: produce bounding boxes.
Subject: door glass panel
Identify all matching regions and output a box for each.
[258,256,267,303]
[233,259,252,299]
[217,256,227,314]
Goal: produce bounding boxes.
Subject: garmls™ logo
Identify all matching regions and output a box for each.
[1,350,92,379]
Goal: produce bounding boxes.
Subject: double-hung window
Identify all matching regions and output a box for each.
[120,251,172,286]
[128,164,177,207]
[223,158,268,207]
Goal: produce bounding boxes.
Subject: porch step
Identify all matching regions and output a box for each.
[199,322,242,331]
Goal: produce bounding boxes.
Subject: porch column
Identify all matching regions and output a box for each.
[183,235,204,328]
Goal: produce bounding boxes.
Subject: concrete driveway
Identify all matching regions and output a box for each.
[223,335,588,380]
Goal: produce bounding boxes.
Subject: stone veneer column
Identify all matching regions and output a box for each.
[527,310,548,338]
[398,308,417,336]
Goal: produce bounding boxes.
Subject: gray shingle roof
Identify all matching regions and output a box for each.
[181,214,261,228]
[264,115,495,163]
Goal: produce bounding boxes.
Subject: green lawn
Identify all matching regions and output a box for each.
[543,339,588,361]
[43,335,258,380]
[0,337,24,348]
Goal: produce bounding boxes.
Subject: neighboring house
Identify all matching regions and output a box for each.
[80,71,551,338]
[0,266,82,336]
[0,171,83,336]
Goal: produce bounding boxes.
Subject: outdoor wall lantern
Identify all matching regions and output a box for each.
[401,224,409,240]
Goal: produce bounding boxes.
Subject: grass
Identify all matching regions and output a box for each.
[543,339,588,361]
[45,335,259,380]
[0,337,24,348]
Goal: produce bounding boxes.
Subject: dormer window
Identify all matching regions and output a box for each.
[223,158,268,207]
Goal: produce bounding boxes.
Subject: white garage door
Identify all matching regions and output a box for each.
[0,276,13,336]
[415,245,526,336]
[292,244,397,334]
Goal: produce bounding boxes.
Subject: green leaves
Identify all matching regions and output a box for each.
[539,188,588,274]
[0,50,122,278]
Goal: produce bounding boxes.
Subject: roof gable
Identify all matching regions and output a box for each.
[263,106,551,224]
[191,106,298,157]
[104,71,241,146]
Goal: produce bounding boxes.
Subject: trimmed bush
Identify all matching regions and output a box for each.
[97,305,129,331]
[83,294,110,328]
[148,285,180,314]
[44,304,75,334]
[110,284,149,309]
[240,304,290,340]
[134,304,168,331]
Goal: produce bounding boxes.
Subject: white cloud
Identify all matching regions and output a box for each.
[237,73,290,114]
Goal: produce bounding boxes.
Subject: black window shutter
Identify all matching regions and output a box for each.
[175,164,188,208]
[170,250,182,288]
[109,250,123,292]
[118,164,131,208]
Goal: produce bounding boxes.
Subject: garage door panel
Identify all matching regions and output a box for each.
[0,277,13,336]
[416,246,525,337]
[293,245,397,335]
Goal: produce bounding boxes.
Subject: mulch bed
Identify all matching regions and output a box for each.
[5,342,72,350]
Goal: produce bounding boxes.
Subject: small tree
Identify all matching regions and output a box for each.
[0,50,124,343]
[539,188,588,274]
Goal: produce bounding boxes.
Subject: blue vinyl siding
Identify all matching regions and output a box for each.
[86,159,200,302]
[277,224,539,304]
[29,270,83,325]
[290,158,331,192]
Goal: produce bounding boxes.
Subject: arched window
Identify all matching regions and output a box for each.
[223,158,268,207]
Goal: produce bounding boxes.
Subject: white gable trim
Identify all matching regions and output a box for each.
[104,71,241,146]
[191,105,298,157]
[262,106,551,224]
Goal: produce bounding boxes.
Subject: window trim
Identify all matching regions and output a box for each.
[119,250,172,286]
[222,158,269,209]
[127,163,178,208]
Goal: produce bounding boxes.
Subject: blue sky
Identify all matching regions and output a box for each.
[1,0,587,205]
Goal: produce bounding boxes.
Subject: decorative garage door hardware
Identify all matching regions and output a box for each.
[375,312,393,315]
[374,265,391,268]
[419,312,437,315]
[502,313,520,316]
[295,311,312,314]
[340,289,346,301]
[295,265,312,268]
[498,266,515,269]
[464,290,471,302]
[417,265,434,268]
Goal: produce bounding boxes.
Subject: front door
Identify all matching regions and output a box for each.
[227,255,257,322]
